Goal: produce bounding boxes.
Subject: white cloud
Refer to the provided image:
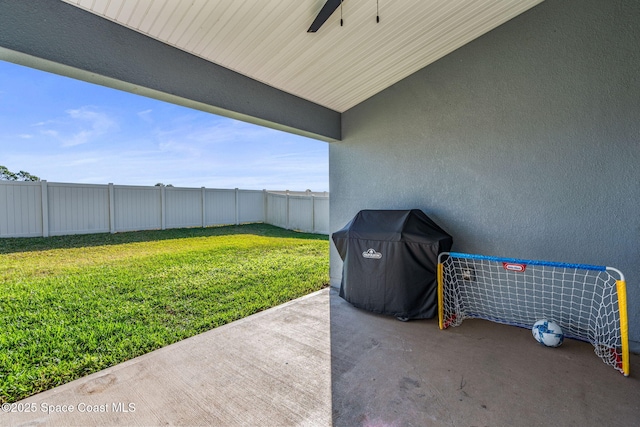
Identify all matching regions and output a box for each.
[41,129,59,138]
[33,120,57,127]
[68,157,99,166]
[137,109,153,123]
[34,107,118,147]
[62,107,117,147]
[151,115,277,146]
[158,140,202,156]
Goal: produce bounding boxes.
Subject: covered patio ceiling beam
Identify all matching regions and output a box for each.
[0,0,341,142]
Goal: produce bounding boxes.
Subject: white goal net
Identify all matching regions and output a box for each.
[437,252,629,376]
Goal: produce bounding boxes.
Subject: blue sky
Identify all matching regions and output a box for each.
[0,60,328,191]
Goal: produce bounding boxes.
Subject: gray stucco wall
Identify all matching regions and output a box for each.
[330,0,640,351]
[0,0,340,142]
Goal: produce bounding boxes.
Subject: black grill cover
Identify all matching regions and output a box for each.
[332,209,452,319]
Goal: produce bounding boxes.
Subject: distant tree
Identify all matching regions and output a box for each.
[154,183,174,187]
[0,165,16,181]
[16,170,41,181]
[0,165,40,181]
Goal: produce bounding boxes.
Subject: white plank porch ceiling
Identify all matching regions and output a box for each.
[61,0,544,113]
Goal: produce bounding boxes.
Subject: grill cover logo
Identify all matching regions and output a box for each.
[362,248,382,259]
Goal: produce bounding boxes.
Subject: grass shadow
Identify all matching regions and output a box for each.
[0,223,328,254]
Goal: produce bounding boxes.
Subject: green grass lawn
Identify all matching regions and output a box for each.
[0,224,329,403]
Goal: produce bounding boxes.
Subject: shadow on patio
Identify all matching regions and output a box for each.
[3,287,639,426]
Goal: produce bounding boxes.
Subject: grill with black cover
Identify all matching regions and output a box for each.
[332,209,452,320]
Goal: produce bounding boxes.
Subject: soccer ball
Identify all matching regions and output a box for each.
[532,319,564,347]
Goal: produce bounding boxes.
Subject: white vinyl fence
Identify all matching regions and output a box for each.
[0,181,329,238]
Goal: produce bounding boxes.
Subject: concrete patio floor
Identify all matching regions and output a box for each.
[330,288,640,426]
[3,287,640,426]
[3,290,331,427]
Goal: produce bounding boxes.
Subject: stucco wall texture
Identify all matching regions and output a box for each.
[330,0,640,350]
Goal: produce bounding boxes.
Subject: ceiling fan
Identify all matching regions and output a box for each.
[307,0,380,33]
[307,0,342,33]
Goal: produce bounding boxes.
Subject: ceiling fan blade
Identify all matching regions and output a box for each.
[307,0,342,33]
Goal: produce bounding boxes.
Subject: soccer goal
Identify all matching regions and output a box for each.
[437,252,629,376]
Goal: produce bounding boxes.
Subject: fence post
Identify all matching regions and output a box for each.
[40,180,49,237]
[285,190,290,230]
[108,183,115,233]
[201,187,206,228]
[262,189,267,224]
[235,188,239,225]
[311,194,316,234]
[160,185,166,230]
